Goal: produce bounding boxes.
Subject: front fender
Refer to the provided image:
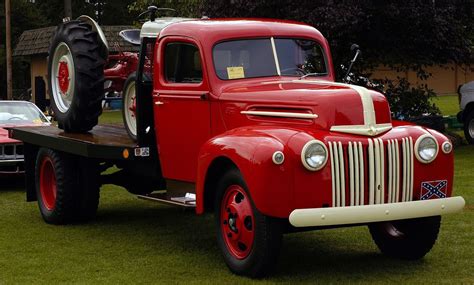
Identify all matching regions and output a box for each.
[196,127,300,218]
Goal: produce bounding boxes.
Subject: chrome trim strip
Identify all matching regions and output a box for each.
[270,37,281,76]
[330,123,393,137]
[289,197,466,227]
[241,111,318,119]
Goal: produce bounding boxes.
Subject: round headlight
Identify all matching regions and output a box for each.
[415,134,438,163]
[301,140,328,171]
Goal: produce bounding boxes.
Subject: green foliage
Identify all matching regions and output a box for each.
[200,0,473,79]
[384,78,440,119]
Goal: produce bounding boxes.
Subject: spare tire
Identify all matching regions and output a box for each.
[48,20,106,132]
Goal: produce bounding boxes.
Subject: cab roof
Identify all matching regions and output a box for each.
[159,18,326,44]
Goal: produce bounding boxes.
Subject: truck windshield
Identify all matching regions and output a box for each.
[213,38,327,80]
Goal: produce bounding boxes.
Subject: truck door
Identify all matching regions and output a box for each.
[153,38,210,182]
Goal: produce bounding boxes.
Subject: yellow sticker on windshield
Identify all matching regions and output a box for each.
[33,119,42,124]
[227,66,245,79]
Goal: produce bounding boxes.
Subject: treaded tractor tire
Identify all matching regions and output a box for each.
[463,110,474,144]
[35,148,100,224]
[48,20,106,132]
[368,216,441,260]
[215,169,282,278]
[122,73,137,141]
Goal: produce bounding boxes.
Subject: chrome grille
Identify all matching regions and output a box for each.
[329,137,414,207]
[0,144,24,160]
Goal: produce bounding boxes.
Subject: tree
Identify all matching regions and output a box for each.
[201,0,473,79]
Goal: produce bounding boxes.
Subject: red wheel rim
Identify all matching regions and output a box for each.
[58,61,70,94]
[220,185,255,259]
[39,157,57,211]
[129,95,136,118]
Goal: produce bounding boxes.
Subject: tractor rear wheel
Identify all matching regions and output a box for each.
[48,20,106,132]
[122,73,137,141]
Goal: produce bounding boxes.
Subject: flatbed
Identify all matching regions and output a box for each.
[8,124,143,160]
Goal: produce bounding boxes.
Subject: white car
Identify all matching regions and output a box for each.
[458,81,474,144]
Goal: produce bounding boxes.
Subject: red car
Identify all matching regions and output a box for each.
[0,101,50,174]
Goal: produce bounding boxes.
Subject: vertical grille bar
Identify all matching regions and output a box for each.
[348,142,355,206]
[374,139,381,204]
[337,142,346,207]
[401,138,407,201]
[354,143,360,205]
[368,139,375,205]
[387,140,393,203]
[329,142,336,207]
[358,142,364,205]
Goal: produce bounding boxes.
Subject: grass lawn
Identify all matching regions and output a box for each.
[0,109,473,283]
[432,94,459,117]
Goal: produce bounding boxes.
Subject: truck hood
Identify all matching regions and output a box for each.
[219,79,392,136]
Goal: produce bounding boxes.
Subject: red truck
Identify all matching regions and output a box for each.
[8,8,465,277]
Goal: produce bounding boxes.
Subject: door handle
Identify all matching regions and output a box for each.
[155,101,164,105]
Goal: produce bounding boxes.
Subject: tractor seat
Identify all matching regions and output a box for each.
[119,29,141,46]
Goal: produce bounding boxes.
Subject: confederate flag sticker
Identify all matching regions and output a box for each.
[420,180,448,200]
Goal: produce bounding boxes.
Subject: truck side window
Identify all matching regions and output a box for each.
[164,42,202,84]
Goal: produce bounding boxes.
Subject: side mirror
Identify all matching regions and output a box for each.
[343,44,362,83]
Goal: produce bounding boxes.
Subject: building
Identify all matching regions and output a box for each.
[13,25,138,108]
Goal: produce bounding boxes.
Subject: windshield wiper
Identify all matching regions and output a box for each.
[298,72,327,80]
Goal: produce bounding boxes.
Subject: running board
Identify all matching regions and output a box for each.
[137,191,196,208]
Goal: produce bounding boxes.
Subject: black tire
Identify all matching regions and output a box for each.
[48,20,105,132]
[463,110,474,144]
[35,148,100,224]
[368,216,441,260]
[122,73,137,141]
[215,169,282,278]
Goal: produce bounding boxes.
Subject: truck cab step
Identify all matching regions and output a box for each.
[137,191,196,208]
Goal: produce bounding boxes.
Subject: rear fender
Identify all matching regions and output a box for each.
[196,127,300,218]
[77,15,109,58]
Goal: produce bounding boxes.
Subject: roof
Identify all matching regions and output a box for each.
[159,18,324,44]
[14,25,139,57]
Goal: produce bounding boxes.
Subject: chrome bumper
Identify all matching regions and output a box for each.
[0,159,24,174]
[289,197,466,227]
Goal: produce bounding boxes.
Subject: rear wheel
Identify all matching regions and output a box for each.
[122,73,137,141]
[48,20,105,132]
[463,110,474,144]
[35,148,100,224]
[215,169,282,278]
[368,216,441,260]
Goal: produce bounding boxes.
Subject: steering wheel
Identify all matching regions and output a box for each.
[8,116,24,121]
[280,67,306,76]
[138,6,176,21]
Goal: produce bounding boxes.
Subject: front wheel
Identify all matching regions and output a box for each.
[463,110,474,144]
[368,216,441,260]
[215,169,282,278]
